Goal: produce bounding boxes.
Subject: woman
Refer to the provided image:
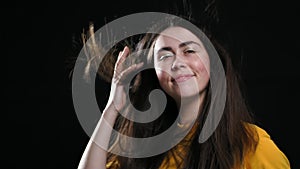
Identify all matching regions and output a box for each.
[77,15,290,169]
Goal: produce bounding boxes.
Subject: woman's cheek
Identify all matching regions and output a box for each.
[155,70,171,91]
[156,70,168,83]
[195,56,210,77]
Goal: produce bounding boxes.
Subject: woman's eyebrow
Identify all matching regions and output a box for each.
[179,41,201,48]
[156,47,173,53]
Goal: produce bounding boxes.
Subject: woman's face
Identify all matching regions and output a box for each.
[153,26,210,101]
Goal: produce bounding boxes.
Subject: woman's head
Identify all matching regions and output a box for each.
[152,26,210,103]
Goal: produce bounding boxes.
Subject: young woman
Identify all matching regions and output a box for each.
[76,15,290,169]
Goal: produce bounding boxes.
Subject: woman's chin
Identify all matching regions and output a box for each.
[175,83,201,98]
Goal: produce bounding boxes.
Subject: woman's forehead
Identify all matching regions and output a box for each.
[156,26,202,45]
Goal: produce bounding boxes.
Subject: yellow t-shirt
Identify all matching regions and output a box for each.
[243,125,290,169]
[106,124,290,169]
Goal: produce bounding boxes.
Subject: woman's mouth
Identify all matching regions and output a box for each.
[172,74,194,83]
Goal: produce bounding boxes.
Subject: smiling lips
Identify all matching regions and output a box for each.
[172,74,194,83]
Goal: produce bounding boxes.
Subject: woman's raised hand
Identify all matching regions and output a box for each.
[105,46,144,115]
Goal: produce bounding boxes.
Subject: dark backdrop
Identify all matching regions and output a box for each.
[4,0,299,168]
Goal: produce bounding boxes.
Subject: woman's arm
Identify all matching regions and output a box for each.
[77,46,143,169]
[77,104,118,169]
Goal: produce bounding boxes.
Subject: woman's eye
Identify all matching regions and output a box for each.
[184,49,196,54]
[159,54,173,61]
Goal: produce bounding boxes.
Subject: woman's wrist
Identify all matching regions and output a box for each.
[103,102,119,122]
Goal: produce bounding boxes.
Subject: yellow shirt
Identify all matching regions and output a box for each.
[106,124,290,169]
[243,125,290,169]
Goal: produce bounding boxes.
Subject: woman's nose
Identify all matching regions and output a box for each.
[171,55,186,71]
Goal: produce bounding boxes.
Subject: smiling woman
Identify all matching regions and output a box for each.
[74,11,291,169]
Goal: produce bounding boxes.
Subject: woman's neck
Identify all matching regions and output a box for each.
[176,91,207,125]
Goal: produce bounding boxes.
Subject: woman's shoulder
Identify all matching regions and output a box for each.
[244,123,291,169]
[246,123,270,139]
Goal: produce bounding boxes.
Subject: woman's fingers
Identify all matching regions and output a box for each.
[113,46,144,84]
[113,46,129,80]
[121,62,144,79]
[115,62,144,84]
[115,46,130,69]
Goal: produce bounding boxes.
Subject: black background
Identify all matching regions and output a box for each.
[3,0,299,168]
